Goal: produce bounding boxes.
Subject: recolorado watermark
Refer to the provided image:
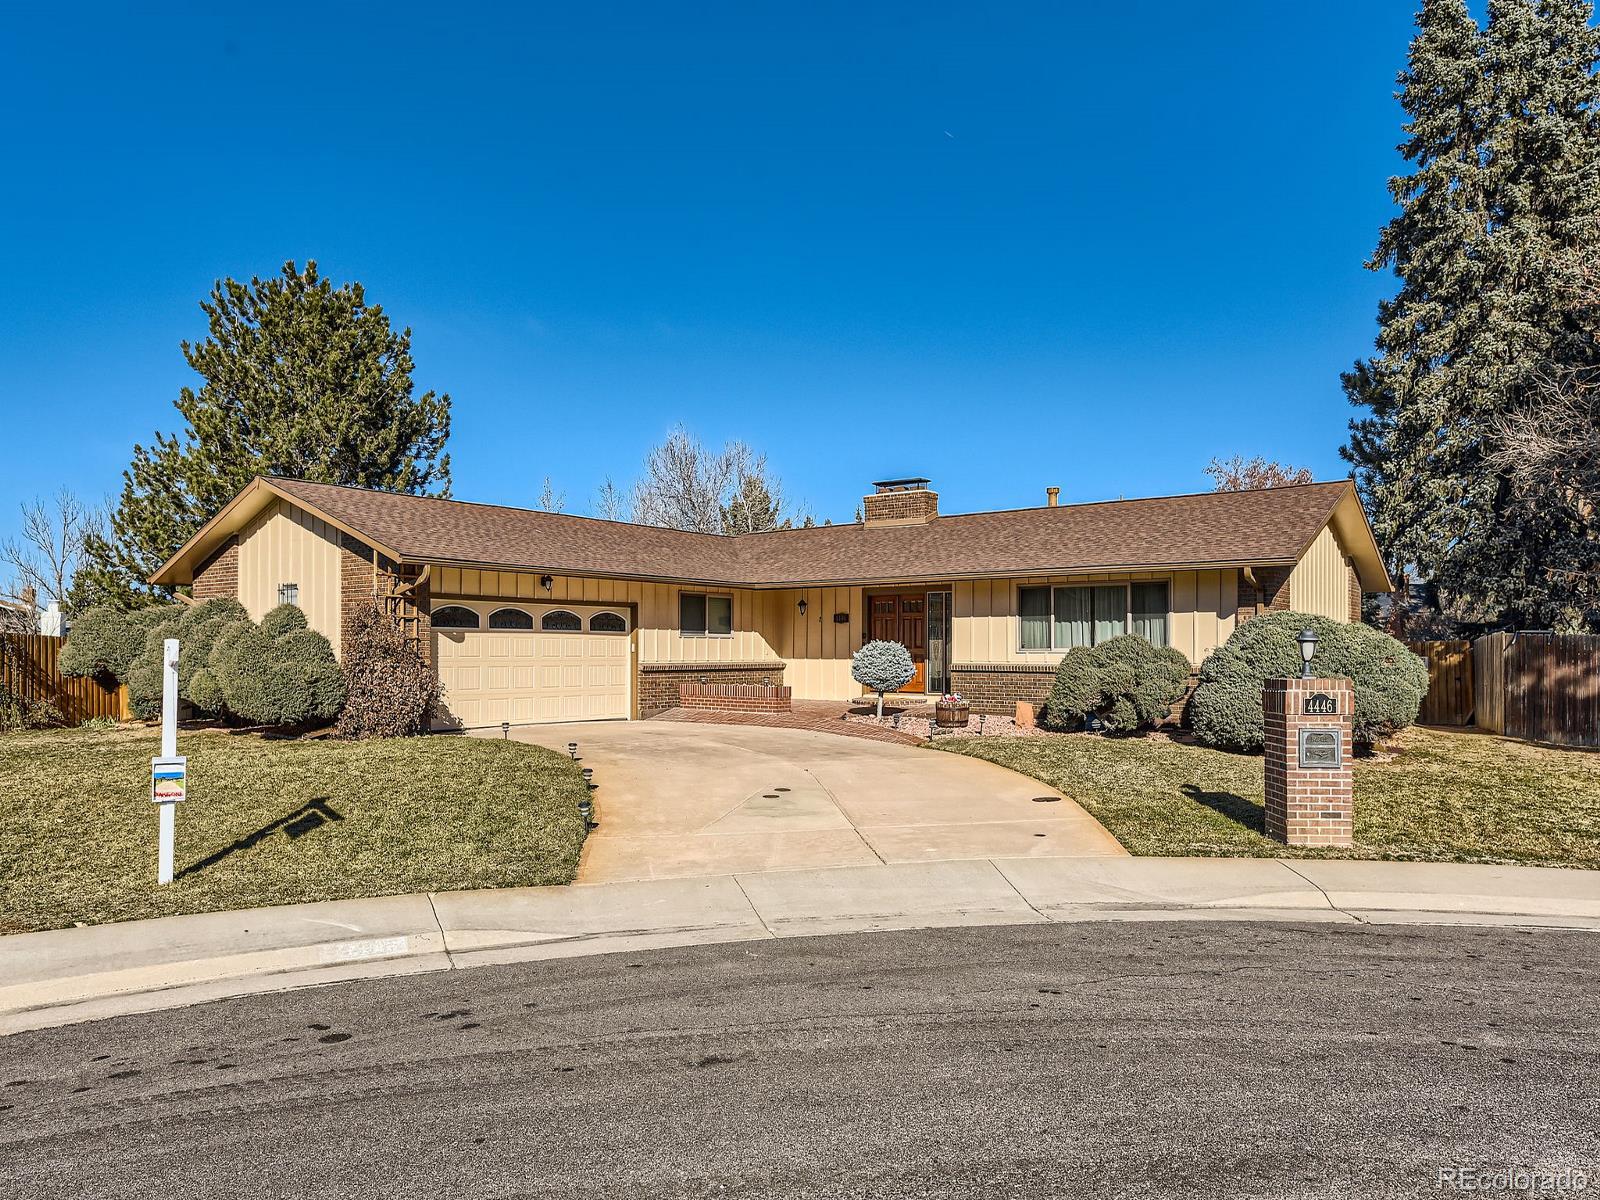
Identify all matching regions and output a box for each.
[1437,1164,1590,1193]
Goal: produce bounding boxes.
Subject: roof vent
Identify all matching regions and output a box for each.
[864,478,938,526]
[1046,487,1060,507]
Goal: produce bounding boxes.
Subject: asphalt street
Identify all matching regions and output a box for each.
[0,920,1595,1199]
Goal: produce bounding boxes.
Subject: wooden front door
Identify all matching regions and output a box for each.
[867,592,928,694]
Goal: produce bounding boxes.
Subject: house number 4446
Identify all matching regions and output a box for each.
[1303,693,1338,716]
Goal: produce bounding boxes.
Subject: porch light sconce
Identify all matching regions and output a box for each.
[797,598,808,616]
[539,575,554,592]
[1297,628,1318,679]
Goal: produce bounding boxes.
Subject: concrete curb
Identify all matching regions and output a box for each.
[3,857,1596,1035]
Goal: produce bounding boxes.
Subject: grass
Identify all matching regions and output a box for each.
[0,725,591,933]
[935,725,1600,869]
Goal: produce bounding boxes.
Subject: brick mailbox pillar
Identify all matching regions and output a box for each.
[1263,676,1354,848]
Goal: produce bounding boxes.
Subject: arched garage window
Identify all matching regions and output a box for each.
[589,611,627,633]
[541,610,582,632]
[488,608,534,630]
[432,605,480,629]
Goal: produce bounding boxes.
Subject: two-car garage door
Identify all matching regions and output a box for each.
[431,602,631,729]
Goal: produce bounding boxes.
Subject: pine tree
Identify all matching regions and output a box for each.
[1343,0,1600,628]
[1342,0,1492,580]
[76,262,452,606]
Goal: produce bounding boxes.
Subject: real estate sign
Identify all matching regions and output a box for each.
[151,755,187,804]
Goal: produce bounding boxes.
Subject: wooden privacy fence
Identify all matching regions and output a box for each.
[1473,632,1600,749]
[1406,640,1474,726]
[0,633,129,723]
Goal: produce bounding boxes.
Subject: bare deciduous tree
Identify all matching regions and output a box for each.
[534,476,567,513]
[625,426,798,534]
[1,490,100,613]
[591,477,631,522]
[1204,456,1316,492]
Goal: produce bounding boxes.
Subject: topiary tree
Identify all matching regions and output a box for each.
[124,598,249,719]
[60,604,178,684]
[1042,634,1192,735]
[852,639,915,717]
[337,602,441,738]
[210,615,344,727]
[1188,611,1429,753]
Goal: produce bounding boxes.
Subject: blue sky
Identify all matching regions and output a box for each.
[0,1,1423,551]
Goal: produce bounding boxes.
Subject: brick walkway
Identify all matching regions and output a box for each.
[648,700,927,746]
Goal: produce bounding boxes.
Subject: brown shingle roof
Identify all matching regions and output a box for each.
[267,476,1355,587]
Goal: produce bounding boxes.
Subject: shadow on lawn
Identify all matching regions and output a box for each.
[177,798,344,880]
[1180,784,1266,835]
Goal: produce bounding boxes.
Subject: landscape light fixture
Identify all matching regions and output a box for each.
[797,598,808,615]
[1297,628,1318,679]
[582,767,595,789]
[567,742,578,759]
[501,721,510,740]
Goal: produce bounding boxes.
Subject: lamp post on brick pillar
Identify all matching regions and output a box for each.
[1263,636,1354,847]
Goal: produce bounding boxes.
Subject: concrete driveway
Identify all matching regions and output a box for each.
[505,721,1125,883]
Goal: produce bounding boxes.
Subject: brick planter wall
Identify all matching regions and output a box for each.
[639,661,787,716]
[191,537,239,601]
[949,662,1057,715]
[678,681,792,713]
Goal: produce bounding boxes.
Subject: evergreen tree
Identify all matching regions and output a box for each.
[1343,0,1600,628]
[77,262,452,606]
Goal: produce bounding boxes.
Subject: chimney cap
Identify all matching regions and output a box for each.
[872,477,932,492]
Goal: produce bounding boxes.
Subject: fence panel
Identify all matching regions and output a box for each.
[0,633,129,723]
[1408,640,1474,726]
[1470,631,1599,748]
[1472,633,1508,735]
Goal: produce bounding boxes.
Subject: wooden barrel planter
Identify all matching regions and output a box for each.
[933,700,970,730]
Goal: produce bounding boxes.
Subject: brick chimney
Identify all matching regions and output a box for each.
[863,478,939,526]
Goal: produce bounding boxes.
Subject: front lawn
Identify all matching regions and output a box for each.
[936,726,1600,868]
[0,726,590,933]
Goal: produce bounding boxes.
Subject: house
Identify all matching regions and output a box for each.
[149,475,1391,727]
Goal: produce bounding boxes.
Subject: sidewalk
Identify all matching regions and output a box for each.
[3,857,1597,1035]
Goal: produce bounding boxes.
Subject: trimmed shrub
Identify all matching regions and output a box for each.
[1189,611,1429,752]
[851,639,916,717]
[60,605,177,683]
[211,619,345,727]
[125,598,248,719]
[1041,634,1191,735]
[260,603,308,639]
[337,603,442,738]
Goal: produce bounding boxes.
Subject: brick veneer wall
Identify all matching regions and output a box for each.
[1263,675,1354,847]
[191,537,239,601]
[950,662,1057,715]
[1237,566,1291,623]
[863,488,939,525]
[639,661,787,716]
[339,534,374,654]
[678,682,792,713]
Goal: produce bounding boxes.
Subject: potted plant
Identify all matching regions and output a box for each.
[934,692,970,730]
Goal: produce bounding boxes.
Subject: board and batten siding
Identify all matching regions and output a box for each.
[429,566,781,665]
[952,571,1237,668]
[763,586,867,701]
[1287,525,1354,623]
[236,498,345,655]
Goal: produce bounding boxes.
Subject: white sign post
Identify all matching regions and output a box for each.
[151,637,186,885]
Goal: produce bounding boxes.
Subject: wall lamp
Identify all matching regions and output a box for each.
[539,575,554,592]
[797,598,808,615]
